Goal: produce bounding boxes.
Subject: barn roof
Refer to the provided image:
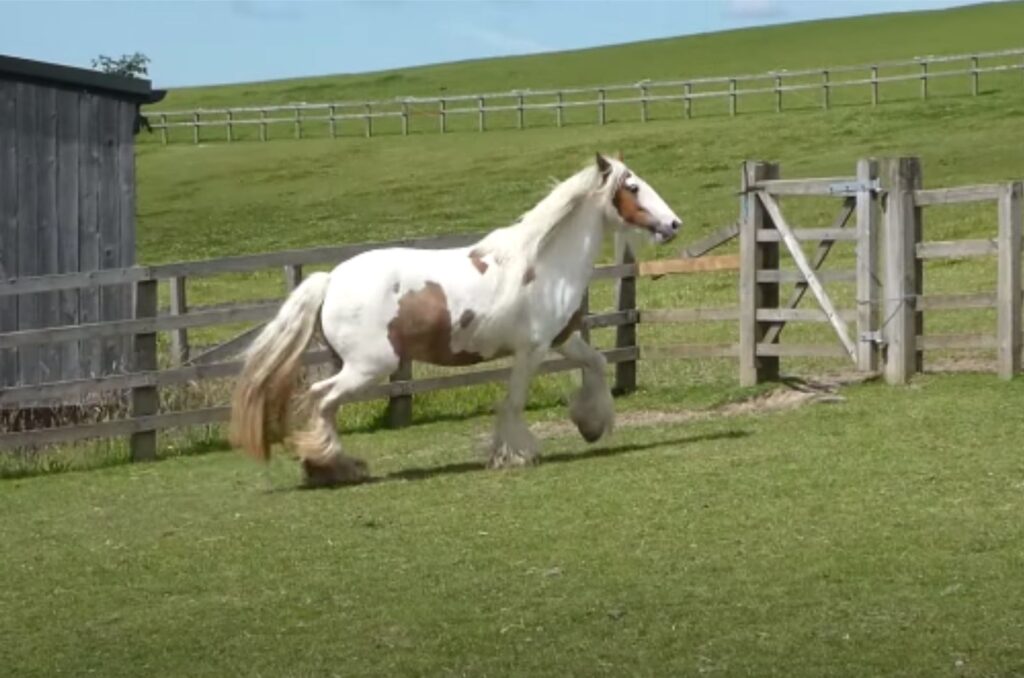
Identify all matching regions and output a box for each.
[0,53,165,105]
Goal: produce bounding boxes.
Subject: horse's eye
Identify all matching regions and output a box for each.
[627,184,639,194]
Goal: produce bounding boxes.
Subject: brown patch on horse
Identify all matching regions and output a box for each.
[552,307,584,346]
[387,282,484,366]
[469,249,489,274]
[522,267,536,286]
[613,178,657,231]
[459,309,476,329]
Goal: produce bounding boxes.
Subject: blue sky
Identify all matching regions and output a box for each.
[1,0,986,88]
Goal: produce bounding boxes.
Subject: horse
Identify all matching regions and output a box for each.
[229,153,684,487]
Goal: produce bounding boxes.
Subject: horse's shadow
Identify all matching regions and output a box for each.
[290,429,749,490]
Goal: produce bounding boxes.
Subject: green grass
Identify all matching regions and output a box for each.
[2,374,1023,676]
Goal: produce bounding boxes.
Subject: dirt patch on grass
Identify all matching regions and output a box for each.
[532,373,869,440]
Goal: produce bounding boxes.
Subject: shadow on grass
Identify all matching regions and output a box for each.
[295,428,750,491]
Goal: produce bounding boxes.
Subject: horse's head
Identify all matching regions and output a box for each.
[596,153,682,244]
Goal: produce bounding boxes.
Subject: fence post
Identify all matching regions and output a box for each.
[822,70,830,110]
[294,107,302,139]
[856,158,880,372]
[920,61,929,99]
[386,359,413,428]
[971,56,979,96]
[598,89,606,125]
[881,156,922,385]
[130,279,159,462]
[401,102,409,136]
[169,276,189,365]
[439,98,446,134]
[259,109,267,142]
[160,114,168,145]
[997,181,1023,379]
[871,66,879,106]
[284,264,303,292]
[192,112,200,145]
[640,84,649,122]
[556,91,564,127]
[613,232,637,395]
[517,94,525,130]
[478,96,486,132]
[729,79,737,116]
[774,75,782,112]
[683,83,692,119]
[739,161,780,386]
[329,105,337,138]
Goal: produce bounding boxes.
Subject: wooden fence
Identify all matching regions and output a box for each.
[1,156,1020,460]
[146,48,1024,144]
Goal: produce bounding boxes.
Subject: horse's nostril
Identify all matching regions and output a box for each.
[671,219,682,231]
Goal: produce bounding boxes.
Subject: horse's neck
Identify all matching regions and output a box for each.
[536,202,606,291]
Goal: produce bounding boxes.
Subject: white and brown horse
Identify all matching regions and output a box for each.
[229,153,683,487]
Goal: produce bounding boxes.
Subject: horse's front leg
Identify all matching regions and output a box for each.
[488,347,546,469]
[555,333,615,443]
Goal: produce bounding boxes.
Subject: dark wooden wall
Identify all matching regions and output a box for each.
[0,80,136,388]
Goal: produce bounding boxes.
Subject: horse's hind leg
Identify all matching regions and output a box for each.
[292,366,378,488]
[555,333,614,443]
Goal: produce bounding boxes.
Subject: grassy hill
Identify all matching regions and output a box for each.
[154,1,1024,110]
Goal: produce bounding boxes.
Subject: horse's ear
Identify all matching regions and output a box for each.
[615,150,624,161]
[596,153,612,185]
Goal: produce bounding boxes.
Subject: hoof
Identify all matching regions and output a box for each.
[487,444,539,470]
[301,455,369,489]
[569,399,614,444]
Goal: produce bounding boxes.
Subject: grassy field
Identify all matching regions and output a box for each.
[2,374,1023,676]
[4,5,1024,674]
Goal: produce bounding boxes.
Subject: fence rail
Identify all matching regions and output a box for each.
[145,48,1024,144]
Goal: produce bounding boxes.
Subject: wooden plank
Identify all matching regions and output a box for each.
[0,80,18,387]
[130,280,159,462]
[0,266,149,297]
[739,161,780,386]
[0,301,282,350]
[0,232,485,297]
[613,233,637,394]
[856,158,881,373]
[917,334,997,350]
[755,228,858,243]
[639,254,740,276]
[757,191,857,362]
[914,185,1003,206]
[16,82,40,387]
[997,182,1023,379]
[762,199,855,345]
[78,91,101,379]
[643,344,738,359]
[55,88,81,382]
[583,310,636,329]
[187,323,266,365]
[37,85,61,384]
[681,222,739,258]
[169,276,189,364]
[755,269,857,283]
[756,308,857,323]
[641,307,739,323]
[752,177,858,196]
[916,239,998,259]
[592,263,637,280]
[916,292,997,310]
[756,343,848,358]
[97,95,124,376]
[882,157,923,384]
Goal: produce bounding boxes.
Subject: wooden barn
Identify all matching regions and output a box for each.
[0,54,164,391]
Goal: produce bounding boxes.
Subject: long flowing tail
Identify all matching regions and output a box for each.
[229,272,332,461]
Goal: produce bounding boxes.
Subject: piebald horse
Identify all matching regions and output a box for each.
[230,153,683,487]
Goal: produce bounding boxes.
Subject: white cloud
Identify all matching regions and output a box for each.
[446,22,549,55]
[724,0,787,19]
